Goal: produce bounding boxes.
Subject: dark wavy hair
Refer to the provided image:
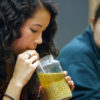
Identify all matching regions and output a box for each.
[0,0,58,99]
[0,0,58,62]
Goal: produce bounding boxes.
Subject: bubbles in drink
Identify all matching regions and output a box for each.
[38,73,72,100]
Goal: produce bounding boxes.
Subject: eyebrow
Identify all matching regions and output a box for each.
[32,24,42,28]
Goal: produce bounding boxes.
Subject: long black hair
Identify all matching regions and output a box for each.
[0,0,58,99]
[0,0,58,62]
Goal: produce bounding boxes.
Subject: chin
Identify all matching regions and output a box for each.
[15,50,25,55]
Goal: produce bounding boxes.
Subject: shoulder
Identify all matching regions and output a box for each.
[58,31,95,65]
[61,35,91,55]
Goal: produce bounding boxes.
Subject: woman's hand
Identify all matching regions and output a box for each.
[64,71,75,91]
[3,50,40,100]
[12,50,40,88]
[39,71,75,100]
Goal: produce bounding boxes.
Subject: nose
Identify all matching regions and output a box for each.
[35,35,43,45]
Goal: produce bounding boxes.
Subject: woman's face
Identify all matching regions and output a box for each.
[10,8,51,55]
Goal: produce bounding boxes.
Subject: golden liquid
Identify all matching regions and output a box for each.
[38,73,72,100]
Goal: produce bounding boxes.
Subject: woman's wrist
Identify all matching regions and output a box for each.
[3,94,15,100]
[11,78,24,88]
[10,77,24,89]
[3,78,23,100]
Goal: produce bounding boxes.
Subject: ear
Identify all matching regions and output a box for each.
[90,17,95,31]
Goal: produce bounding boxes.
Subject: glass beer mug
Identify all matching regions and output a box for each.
[36,55,72,100]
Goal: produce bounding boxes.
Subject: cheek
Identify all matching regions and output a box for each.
[94,26,100,48]
[94,26,100,39]
[94,23,100,34]
[14,36,31,48]
[21,35,36,49]
[14,38,27,49]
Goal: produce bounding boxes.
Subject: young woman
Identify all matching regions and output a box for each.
[0,0,74,100]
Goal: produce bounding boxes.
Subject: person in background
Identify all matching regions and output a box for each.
[57,4,100,100]
[0,0,74,100]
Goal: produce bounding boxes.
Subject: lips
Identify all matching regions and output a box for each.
[29,45,37,50]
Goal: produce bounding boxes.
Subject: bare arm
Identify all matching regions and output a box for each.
[3,78,23,100]
[3,50,39,100]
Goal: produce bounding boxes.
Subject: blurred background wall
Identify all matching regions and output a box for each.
[55,0,100,49]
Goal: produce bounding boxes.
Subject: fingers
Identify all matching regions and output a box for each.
[64,70,75,91]
[39,86,48,100]
[39,86,45,94]
[65,76,71,81]
[30,60,40,71]
[27,55,39,64]
[38,86,42,95]
[13,50,40,87]
[70,80,74,91]
[63,71,68,76]
[65,76,75,91]
[68,80,74,91]
[16,50,40,75]
[18,50,39,60]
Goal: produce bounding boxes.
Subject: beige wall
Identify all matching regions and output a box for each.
[89,0,100,19]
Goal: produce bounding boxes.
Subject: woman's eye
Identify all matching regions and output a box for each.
[30,28,37,33]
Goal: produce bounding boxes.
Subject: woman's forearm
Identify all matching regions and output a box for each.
[3,50,39,100]
[3,78,23,100]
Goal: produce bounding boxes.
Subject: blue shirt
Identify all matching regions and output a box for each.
[57,27,100,100]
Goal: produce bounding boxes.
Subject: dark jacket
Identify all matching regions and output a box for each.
[57,27,100,100]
